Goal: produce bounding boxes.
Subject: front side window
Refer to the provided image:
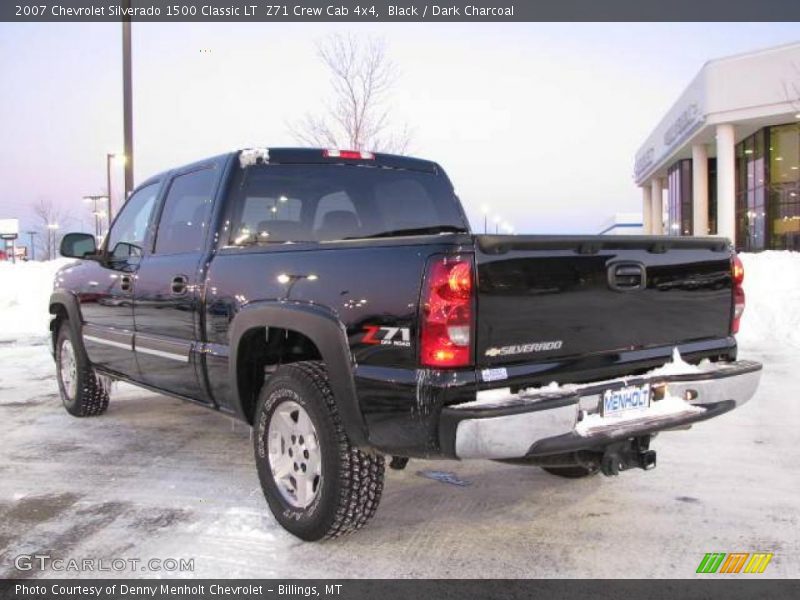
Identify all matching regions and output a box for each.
[229,165,466,245]
[106,183,159,259]
[155,168,216,254]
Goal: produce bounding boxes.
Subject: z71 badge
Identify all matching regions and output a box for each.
[362,326,412,348]
[485,340,563,357]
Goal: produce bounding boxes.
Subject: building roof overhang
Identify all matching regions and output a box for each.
[634,41,800,186]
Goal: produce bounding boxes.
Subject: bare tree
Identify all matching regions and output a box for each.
[32,198,66,260]
[290,34,411,154]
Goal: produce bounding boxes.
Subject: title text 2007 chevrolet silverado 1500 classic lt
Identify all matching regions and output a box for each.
[50,148,762,540]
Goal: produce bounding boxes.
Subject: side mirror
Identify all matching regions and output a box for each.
[60,232,97,259]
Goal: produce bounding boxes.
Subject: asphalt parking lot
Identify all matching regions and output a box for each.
[0,339,797,578]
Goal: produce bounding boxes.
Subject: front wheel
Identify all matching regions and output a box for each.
[253,361,385,541]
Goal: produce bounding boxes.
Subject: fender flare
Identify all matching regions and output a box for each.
[228,301,368,446]
[49,290,84,353]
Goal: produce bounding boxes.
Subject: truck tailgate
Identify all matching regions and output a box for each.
[474,235,734,367]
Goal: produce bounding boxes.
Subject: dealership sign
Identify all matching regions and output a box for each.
[0,218,19,237]
[634,74,707,184]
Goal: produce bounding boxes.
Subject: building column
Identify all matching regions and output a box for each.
[692,143,709,236]
[642,185,652,234]
[650,178,663,234]
[716,123,736,241]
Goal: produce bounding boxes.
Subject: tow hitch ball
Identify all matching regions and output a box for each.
[600,436,656,476]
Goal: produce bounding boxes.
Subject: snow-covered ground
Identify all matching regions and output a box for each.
[0,253,798,578]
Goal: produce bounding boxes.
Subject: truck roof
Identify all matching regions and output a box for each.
[254,148,440,174]
[138,147,440,190]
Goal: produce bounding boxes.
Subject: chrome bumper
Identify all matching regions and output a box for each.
[442,360,762,460]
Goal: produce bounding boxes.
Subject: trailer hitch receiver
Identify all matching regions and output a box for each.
[600,436,656,476]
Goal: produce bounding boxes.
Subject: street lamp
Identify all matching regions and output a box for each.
[47,223,59,260]
[493,215,502,234]
[106,153,127,226]
[83,195,109,236]
[481,205,490,234]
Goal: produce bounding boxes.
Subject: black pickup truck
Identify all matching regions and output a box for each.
[51,148,762,540]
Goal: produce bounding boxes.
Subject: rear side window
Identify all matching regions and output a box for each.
[155,168,216,254]
[233,194,303,245]
[229,164,465,245]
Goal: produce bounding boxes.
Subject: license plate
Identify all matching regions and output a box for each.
[601,383,651,418]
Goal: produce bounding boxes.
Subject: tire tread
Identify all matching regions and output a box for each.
[57,320,110,417]
[287,361,384,539]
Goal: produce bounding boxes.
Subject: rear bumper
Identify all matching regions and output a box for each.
[439,360,762,460]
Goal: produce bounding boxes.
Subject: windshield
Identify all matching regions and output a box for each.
[228,164,468,245]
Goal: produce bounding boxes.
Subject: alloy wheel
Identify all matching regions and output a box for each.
[267,399,322,508]
[59,338,78,400]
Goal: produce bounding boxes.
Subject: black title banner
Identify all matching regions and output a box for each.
[2,580,800,600]
[4,0,800,22]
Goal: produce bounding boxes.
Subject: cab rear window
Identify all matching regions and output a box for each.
[228,164,466,245]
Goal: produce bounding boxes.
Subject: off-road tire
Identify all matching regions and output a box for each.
[541,465,600,479]
[55,320,110,417]
[253,361,385,541]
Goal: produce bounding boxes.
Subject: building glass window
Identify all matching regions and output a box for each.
[667,160,692,236]
[733,123,800,251]
[769,123,800,250]
[735,129,767,251]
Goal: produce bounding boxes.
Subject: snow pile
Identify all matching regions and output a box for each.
[575,394,702,437]
[737,251,800,352]
[0,258,73,343]
[646,347,704,377]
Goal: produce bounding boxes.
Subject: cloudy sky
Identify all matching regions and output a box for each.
[1,22,799,244]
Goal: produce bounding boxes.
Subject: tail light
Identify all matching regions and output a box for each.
[732,253,745,334]
[419,255,475,368]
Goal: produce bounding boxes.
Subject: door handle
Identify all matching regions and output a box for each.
[170,275,188,296]
[120,275,132,292]
[608,263,646,292]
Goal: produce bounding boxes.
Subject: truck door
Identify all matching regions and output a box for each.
[79,182,161,378]
[132,164,220,402]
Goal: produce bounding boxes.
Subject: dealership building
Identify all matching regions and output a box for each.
[635,42,800,251]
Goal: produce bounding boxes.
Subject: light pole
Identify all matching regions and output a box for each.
[24,231,37,260]
[106,154,126,224]
[84,195,109,236]
[493,215,502,235]
[480,205,490,234]
[122,4,134,199]
[47,223,59,260]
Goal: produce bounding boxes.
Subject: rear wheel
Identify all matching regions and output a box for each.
[55,320,110,417]
[541,465,600,479]
[253,361,385,541]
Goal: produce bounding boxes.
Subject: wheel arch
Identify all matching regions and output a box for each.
[228,301,367,447]
[49,291,84,355]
